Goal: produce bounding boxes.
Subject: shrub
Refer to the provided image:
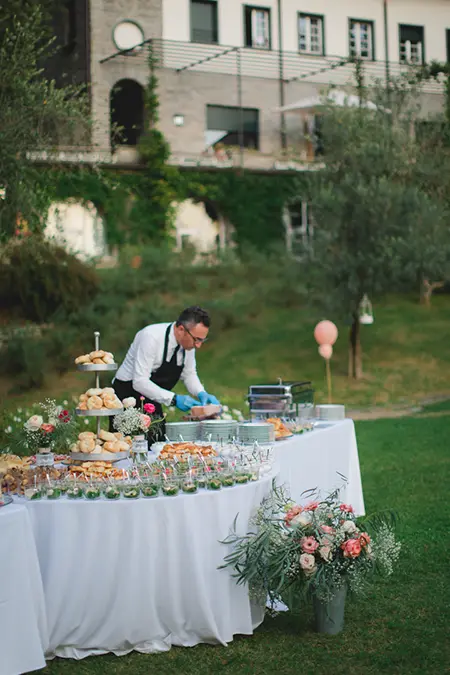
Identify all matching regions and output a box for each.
[0,327,47,392]
[0,237,99,322]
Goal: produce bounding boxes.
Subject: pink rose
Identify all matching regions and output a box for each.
[340,503,354,513]
[143,403,156,414]
[341,538,362,558]
[40,423,55,434]
[285,505,302,526]
[300,536,319,553]
[359,532,371,548]
[321,525,334,534]
[299,553,316,574]
[304,501,319,511]
[140,414,151,429]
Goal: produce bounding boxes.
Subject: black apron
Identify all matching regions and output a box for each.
[112,324,185,446]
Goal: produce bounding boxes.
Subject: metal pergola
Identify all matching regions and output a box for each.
[100,39,446,160]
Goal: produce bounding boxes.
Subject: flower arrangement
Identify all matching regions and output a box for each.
[5,399,77,455]
[113,397,163,437]
[221,485,401,609]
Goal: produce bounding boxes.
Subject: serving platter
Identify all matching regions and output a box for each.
[77,363,118,372]
[69,452,129,463]
[0,494,13,507]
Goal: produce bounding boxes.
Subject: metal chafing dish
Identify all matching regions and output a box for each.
[247,379,314,420]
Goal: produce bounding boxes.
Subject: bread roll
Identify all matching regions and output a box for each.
[86,388,103,397]
[79,438,96,453]
[113,432,123,440]
[101,387,115,397]
[89,350,105,359]
[77,402,88,411]
[78,394,88,402]
[115,441,129,452]
[78,431,96,440]
[102,354,114,364]
[103,441,121,453]
[92,358,104,364]
[98,429,116,442]
[104,397,122,409]
[75,354,90,365]
[92,445,103,454]
[87,395,103,410]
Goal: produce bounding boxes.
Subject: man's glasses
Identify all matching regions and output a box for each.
[183,325,208,345]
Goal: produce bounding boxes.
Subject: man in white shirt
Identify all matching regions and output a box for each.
[113,306,220,441]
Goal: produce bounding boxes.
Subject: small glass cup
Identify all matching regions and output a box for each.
[122,481,140,499]
[46,483,62,500]
[66,483,84,499]
[140,481,159,498]
[219,471,235,488]
[207,473,222,491]
[161,479,179,496]
[103,483,121,500]
[235,472,249,485]
[181,478,198,494]
[24,486,44,501]
[84,482,101,500]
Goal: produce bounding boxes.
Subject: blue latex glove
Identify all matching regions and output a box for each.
[198,391,221,406]
[174,395,199,412]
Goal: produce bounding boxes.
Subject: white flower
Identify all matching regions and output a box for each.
[319,546,332,562]
[342,520,357,534]
[84,419,90,425]
[24,415,43,431]
[5,426,12,433]
[123,397,137,409]
[17,408,22,413]
[232,409,242,417]
[221,413,233,420]
[63,400,68,406]
[299,553,316,575]
[222,405,229,412]
[291,512,312,527]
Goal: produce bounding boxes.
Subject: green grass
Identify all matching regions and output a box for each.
[35,415,450,675]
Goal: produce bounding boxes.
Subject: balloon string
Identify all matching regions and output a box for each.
[326,359,332,404]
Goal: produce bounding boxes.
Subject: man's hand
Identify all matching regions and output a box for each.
[198,391,221,406]
[174,395,200,412]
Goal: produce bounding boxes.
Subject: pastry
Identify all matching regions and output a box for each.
[78,431,96,440]
[103,397,122,409]
[79,438,96,453]
[79,394,89,403]
[102,354,114,364]
[77,401,88,411]
[98,429,116,442]
[89,350,106,359]
[87,395,103,410]
[101,387,115,396]
[92,358,105,364]
[103,441,121,453]
[92,445,103,454]
[86,388,103,397]
[75,354,90,365]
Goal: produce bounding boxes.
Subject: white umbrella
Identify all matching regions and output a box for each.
[277,89,379,113]
[204,130,228,148]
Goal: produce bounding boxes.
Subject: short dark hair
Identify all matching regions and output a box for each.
[176,306,211,328]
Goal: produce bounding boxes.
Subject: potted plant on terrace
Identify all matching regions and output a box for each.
[221,485,401,634]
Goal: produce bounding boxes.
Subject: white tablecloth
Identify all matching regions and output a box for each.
[0,504,48,675]
[25,476,273,660]
[273,420,365,515]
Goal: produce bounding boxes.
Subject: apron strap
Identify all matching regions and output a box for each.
[162,324,172,362]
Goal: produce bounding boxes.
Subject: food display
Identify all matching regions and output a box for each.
[1,465,67,496]
[158,442,217,461]
[266,418,293,439]
[76,387,123,412]
[75,350,115,366]
[70,430,132,456]
[68,461,124,480]
[0,454,33,472]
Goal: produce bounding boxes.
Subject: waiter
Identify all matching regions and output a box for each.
[113,306,220,441]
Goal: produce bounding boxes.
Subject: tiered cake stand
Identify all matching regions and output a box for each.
[72,331,128,462]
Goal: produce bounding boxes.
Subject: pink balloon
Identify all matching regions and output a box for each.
[314,320,338,346]
[318,344,333,359]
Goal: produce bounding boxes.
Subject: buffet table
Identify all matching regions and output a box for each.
[273,420,365,516]
[0,504,48,675]
[25,475,274,660]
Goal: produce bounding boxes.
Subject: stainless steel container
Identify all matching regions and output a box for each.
[247,380,314,420]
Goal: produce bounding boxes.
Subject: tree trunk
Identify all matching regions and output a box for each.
[420,279,444,307]
[348,316,363,379]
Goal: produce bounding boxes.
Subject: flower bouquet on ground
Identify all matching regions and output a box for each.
[6,399,77,456]
[221,484,401,633]
[113,397,164,438]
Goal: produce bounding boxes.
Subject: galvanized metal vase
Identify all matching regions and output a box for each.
[312,584,347,635]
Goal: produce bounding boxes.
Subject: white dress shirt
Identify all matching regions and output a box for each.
[115,322,204,406]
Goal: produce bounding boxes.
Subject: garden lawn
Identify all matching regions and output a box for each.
[36,415,449,675]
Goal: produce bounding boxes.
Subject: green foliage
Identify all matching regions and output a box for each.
[0,3,89,237]
[0,327,47,392]
[0,237,99,322]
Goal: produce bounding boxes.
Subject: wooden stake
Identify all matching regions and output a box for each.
[325,358,332,404]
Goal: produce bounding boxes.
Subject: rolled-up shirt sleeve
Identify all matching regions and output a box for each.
[181,350,204,398]
[132,334,174,406]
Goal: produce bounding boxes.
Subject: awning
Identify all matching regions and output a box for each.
[277,89,379,113]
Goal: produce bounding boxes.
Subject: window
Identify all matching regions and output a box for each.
[446,29,450,62]
[298,14,324,55]
[206,105,260,149]
[285,201,314,258]
[399,24,424,64]
[191,0,218,44]
[244,6,271,49]
[349,19,374,60]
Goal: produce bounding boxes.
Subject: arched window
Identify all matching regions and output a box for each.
[110,79,144,147]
